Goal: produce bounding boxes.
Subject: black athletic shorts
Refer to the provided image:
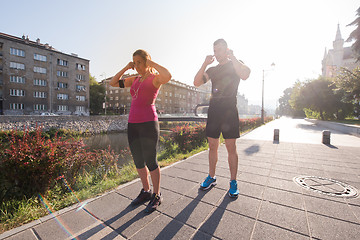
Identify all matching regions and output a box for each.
[127,121,159,171]
[206,100,240,139]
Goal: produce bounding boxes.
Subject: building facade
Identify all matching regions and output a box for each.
[103,78,211,115]
[102,77,251,116]
[0,32,90,115]
[322,24,360,78]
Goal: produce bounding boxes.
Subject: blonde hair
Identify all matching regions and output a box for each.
[133,49,156,74]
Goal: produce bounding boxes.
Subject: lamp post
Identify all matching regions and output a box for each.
[261,63,275,124]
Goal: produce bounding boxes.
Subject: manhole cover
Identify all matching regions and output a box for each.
[293,176,359,198]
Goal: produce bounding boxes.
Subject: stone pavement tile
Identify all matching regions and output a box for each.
[296,167,327,177]
[347,203,360,224]
[196,206,255,240]
[262,187,304,210]
[303,195,358,223]
[271,163,298,174]
[269,170,298,181]
[157,188,186,212]
[251,221,310,240]
[84,192,159,239]
[185,185,225,206]
[324,171,360,183]
[247,160,272,170]
[267,177,301,193]
[307,212,360,240]
[238,181,265,200]
[161,165,204,183]
[130,214,196,240]
[161,195,215,228]
[220,194,261,219]
[3,229,37,240]
[160,175,199,195]
[240,165,271,177]
[238,172,269,186]
[32,207,98,240]
[258,201,309,236]
[177,162,208,175]
[190,230,217,240]
[70,221,125,240]
[116,181,143,199]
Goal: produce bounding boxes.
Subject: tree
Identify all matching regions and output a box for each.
[89,75,105,115]
[291,77,347,120]
[277,87,304,117]
[334,67,360,117]
[347,7,360,61]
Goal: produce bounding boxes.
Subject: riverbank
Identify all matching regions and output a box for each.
[0,115,128,134]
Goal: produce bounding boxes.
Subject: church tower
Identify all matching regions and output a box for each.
[332,24,344,67]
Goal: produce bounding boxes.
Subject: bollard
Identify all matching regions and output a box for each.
[322,130,331,144]
[274,129,279,142]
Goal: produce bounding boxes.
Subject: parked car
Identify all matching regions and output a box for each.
[40,112,58,116]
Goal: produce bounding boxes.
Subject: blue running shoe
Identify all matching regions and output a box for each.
[228,180,239,198]
[200,175,217,190]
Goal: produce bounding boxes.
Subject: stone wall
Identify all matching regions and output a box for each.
[0,115,128,134]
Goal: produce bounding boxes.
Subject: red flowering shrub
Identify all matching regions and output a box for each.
[239,117,273,132]
[171,123,207,153]
[0,127,94,199]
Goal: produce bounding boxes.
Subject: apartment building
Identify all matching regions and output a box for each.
[0,32,90,115]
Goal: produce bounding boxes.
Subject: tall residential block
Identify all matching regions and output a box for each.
[0,32,90,115]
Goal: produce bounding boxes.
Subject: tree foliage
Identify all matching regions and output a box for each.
[347,7,360,61]
[288,77,352,120]
[89,74,105,115]
[334,67,360,116]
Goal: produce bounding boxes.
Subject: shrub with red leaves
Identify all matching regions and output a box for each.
[0,127,94,199]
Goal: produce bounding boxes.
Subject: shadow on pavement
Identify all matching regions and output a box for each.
[192,195,235,239]
[76,203,143,239]
[244,144,260,155]
[154,187,213,240]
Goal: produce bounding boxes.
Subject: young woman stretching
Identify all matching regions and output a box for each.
[110,49,171,213]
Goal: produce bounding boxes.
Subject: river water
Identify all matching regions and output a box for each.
[83,131,170,166]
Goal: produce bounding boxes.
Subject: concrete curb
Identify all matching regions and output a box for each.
[305,118,360,138]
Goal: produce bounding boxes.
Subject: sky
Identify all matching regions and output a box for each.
[1,0,359,109]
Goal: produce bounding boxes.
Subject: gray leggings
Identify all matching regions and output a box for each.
[127,121,159,171]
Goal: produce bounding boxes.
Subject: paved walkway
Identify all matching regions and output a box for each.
[1,118,360,240]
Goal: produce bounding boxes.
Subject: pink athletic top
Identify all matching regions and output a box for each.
[128,74,159,123]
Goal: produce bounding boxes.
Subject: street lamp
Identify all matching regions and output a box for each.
[261,63,275,124]
[100,73,107,115]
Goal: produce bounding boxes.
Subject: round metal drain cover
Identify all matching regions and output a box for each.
[293,176,359,198]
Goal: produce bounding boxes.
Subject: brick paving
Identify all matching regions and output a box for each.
[1,118,360,240]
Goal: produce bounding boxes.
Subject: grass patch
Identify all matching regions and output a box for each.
[331,119,360,126]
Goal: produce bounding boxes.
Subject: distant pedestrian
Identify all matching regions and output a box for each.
[110,49,172,213]
[194,39,251,197]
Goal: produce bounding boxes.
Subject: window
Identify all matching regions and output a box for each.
[34,66,47,74]
[10,62,25,70]
[76,85,86,92]
[10,89,25,96]
[76,96,86,101]
[57,82,68,89]
[10,48,25,57]
[57,59,68,66]
[76,63,86,70]
[57,105,68,111]
[57,71,68,77]
[34,104,46,110]
[76,74,85,81]
[10,103,24,109]
[76,106,85,112]
[34,91,46,98]
[57,94,69,100]
[34,53,47,62]
[34,79,47,86]
[10,76,25,83]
